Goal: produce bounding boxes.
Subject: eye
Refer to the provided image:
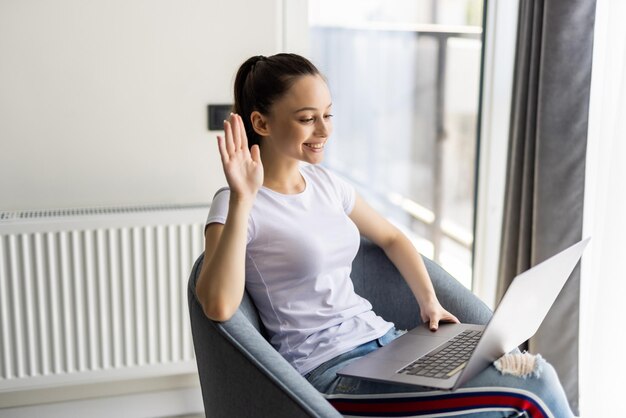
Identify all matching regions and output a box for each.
[324,114,334,120]
[300,117,315,124]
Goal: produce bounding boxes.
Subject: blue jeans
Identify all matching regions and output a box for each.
[305,328,574,418]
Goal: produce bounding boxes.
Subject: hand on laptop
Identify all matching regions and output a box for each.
[420,300,460,331]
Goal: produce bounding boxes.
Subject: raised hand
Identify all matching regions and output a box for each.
[216,113,264,200]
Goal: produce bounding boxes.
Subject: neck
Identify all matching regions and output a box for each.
[260,147,305,194]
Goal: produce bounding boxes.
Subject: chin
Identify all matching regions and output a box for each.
[304,155,324,165]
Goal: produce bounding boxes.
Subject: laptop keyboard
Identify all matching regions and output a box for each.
[397,329,483,379]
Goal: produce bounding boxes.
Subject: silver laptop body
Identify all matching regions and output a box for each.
[337,238,589,390]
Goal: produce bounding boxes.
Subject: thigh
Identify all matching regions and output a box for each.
[325,358,573,418]
[461,356,573,417]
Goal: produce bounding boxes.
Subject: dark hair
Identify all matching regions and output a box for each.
[233,53,322,149]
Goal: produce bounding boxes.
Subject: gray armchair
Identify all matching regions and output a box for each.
[188,238,492,418]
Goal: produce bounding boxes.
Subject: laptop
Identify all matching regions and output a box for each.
[337,238,590,390]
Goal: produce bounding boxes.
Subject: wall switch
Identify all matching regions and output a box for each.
[208,104,233,130]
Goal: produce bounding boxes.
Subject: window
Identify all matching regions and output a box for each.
[309,0,484,288]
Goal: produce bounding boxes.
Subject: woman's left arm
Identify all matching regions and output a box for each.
[349,194,459,331]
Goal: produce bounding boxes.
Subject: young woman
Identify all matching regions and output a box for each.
[196,53,574,417]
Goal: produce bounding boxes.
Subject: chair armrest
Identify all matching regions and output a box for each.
[217,312,342,417]
[351,238,492,330]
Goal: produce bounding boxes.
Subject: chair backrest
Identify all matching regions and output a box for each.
[351,237,423,330]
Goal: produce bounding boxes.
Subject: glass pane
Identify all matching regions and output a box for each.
[309,0,484,288]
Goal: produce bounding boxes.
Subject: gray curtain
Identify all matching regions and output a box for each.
[497,0,596,414]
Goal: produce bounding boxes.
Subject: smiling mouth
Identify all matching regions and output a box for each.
[304,142,326,150]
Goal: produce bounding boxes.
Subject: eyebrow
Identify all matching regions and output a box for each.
[293,103,333,114]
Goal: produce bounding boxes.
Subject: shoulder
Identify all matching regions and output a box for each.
[207,186,230,220]
[212,186,230,200]
[206,186,257,242]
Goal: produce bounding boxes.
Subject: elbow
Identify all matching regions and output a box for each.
[195,283,238,322]
[381,227,404,252]
[203,302,237,322]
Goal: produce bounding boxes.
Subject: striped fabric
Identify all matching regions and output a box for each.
[324,387,554,418]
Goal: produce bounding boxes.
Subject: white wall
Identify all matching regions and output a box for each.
[0,0,290,414]
[0,0,283,212]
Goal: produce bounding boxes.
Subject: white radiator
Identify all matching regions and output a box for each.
[0,204,208,392]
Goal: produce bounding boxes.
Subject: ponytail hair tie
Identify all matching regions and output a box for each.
[252,55,267,66]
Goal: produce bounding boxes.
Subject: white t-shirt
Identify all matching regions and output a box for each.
[206,164,393,375]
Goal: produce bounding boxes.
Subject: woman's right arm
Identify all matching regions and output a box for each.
[195,113,263,322]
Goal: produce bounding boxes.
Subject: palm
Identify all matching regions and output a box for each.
[217,114,264,197]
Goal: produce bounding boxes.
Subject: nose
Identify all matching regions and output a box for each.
[314,117,331,138]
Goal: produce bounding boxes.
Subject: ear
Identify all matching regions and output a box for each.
[250,111,270,137]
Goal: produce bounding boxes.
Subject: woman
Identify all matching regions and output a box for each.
[196,53,574,417]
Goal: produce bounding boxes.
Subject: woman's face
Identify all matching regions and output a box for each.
[263,75,333,165]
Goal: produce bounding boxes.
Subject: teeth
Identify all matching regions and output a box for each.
[305,142,325,149]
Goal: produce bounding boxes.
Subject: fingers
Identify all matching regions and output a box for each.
[234,113,251,154]
[223,113,249,154]
[429,319,439,331]
[223,118,235,156]
[250,144,261,163]
[421,312,439,331]
[220,114,251,166]
[441,310,460,324]
[230,113,242,151]
[427,311,460,332]
[239,114,250,152]
[216,135,228,164]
